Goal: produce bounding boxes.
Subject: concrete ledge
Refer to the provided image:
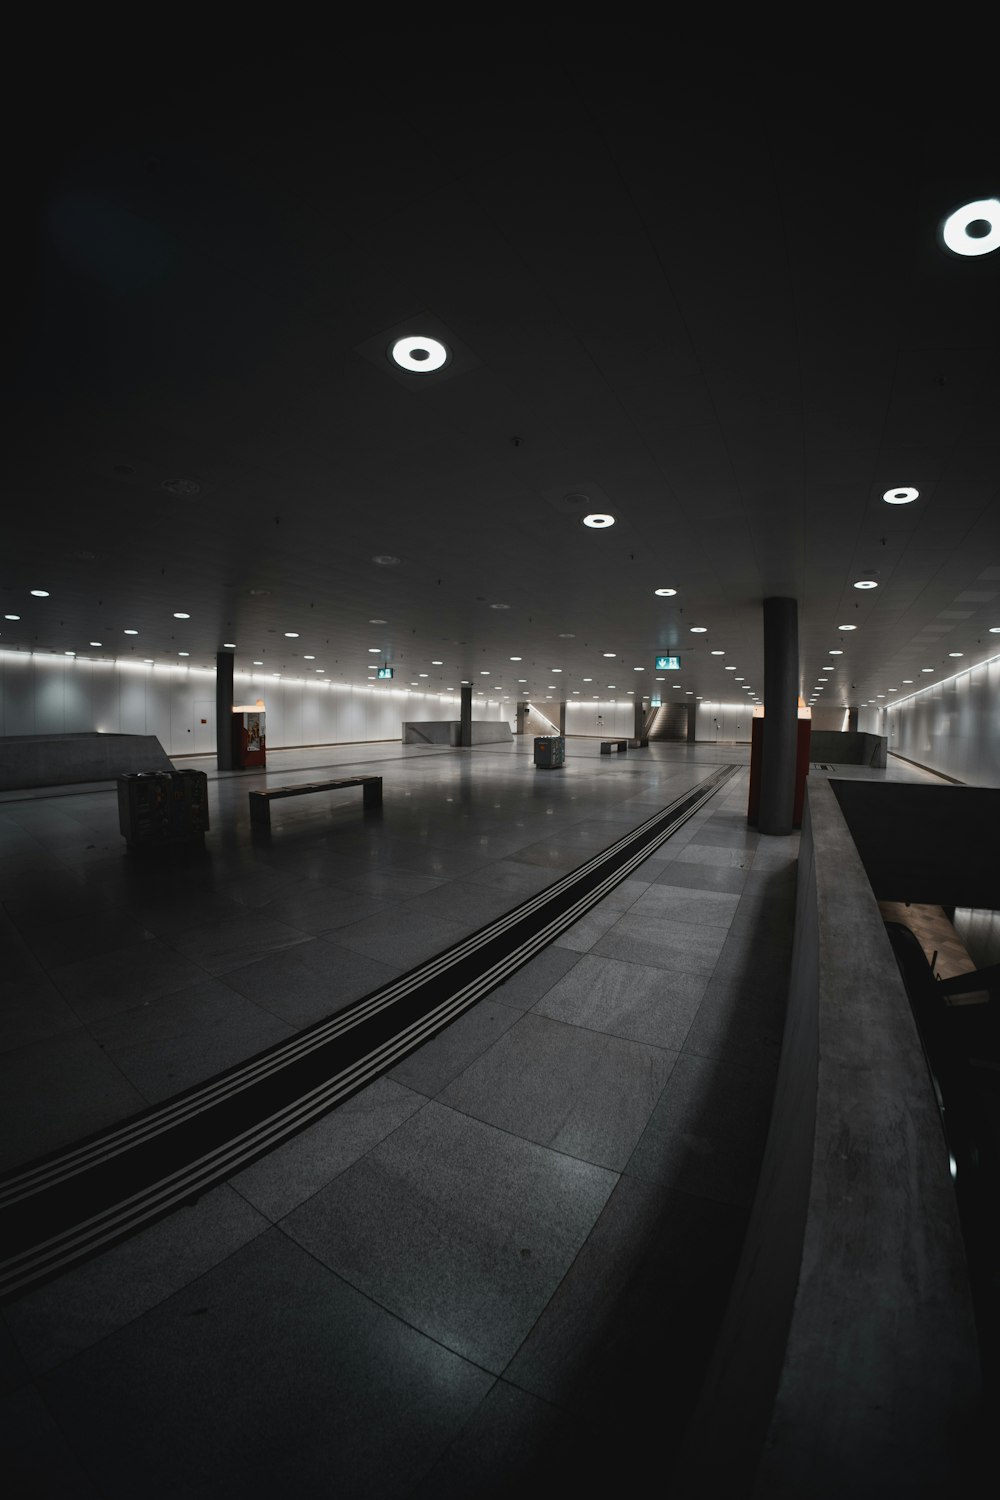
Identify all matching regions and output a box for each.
[0,732,174,791]
[673,778,981,1497]
[810,730,886,767]
[402,721,513,746]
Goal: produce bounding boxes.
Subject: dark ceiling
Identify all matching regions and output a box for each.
[6,21,999,716]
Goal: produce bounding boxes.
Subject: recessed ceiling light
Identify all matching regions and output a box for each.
[921,667,934,673]
[608,684,616,688]
[124,628,138,635]
[30,589,49,597]
[419,673,428,678]
[143,658,154,663]
[902,679,914,684]
[582,513,615,528]
[223,643,236,649]
[654,587,677,596]
[253,660,263,665]
[518,679,527,683]
[431,660,443,665]
[173,612,190,619]
[941,198,1000,257]
[690,626,707,633]
[64,650,75,656]
[838,625,857,631]
[4,614,19,620]
[888,687,897,692]
[822,666,834,671]
[818,677,828,682]
[602,652,616,658]
[90,641,102,646]
[711,650,725,656]
[490,603,510,610]
[990,626,1000,633]
[558,632,575,639]
[948,652,964,657]
[583,677,592,682]
[854,580,878,590]
[304,654,315,660]
[552,667,563,672]
[285,632,300,638]
[390,335,449,372]
[372,555,400,566]
[509,656,522,662]
[829,649,844,655]
[725,665,737,670]
[735,676,744,681]
[633,666,644,671]
[882,487,919,505]
[480,670,490,675]
[316,668,324,673]
[685,690,693,695]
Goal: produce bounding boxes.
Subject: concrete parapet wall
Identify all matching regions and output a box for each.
[0,732,174,790]
[673,777,981,1497]
[402,721,513,746]
[809,729,886,766]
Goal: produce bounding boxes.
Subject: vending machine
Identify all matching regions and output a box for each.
[232,708,266,769]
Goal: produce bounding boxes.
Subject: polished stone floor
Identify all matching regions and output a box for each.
[0,738,939,1496]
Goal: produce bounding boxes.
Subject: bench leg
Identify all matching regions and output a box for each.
[363,779,383,808]
[249,796,271,829]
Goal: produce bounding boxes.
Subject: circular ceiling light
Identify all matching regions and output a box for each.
[372,555,400,566]
[389,335,449,372]
[558,632,575,638]
[854,580,878,590]
[124,628,138,635]
[654,587,677,596]
[883,487,919,505]
[829,649,844,655]
[948,652,964,657]
[902,679,914,684]
[30,589,49,597]
[64,650,75,656]
[725,665,737,670]
[582,513,615,528]
[90,641,102,646]
[173,612,190,619]
[510,656,522,661]
[711,650,725,656]
[838,625,857,631]
[178,651,190,657]
[990,627,1000,634]
[941,198,1000,257]
[690,626,707,633]
[921,667,934,673]
[223,643,236,649]
[431,660,443,665]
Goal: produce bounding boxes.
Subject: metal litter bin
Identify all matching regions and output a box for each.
[533,735,565,769]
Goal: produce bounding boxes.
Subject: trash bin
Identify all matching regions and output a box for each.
[534,735,565,769]
[117,770,210,848]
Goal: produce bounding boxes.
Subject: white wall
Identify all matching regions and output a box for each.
[0,652,509,754]
[885,654,1000,787]
[694,701,754,742]
[565,699,635,737]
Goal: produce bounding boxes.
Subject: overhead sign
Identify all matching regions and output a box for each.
[377,666,394,679]
[655,655,680,671]
[650,696,662,708]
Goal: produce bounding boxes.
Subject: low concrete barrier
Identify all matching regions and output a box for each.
[809,729,887,767]
[402,721,513,746]
[0,732,174,791]
[673,777,981,1497]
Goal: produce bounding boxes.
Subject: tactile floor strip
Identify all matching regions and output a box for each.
[0,764,740,1301]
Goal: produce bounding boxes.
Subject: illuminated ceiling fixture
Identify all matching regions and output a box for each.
[65,650,75,656]
[253,660,263,665]
[883,487,919,505]
[372,555,400,566]
[432,660,443,665]
[902,679,914,684]
[490,603,509,610]
[30,589,49,597]
[304,655,315,660]
[285,632,299,638]
[941,198,1000,257]
[389,335,449,372]
[838,625,857,631]
[90,641,102,646]
[224,643,236,649]
[582,513,615,528]
[854,580,878,590]
[829,649,844,655]
[173,612,190,619]
[124,628,138,635]
[178,651,190,657]
[949,652,964,657]
[990,626,1000,633]
[711,650,725,656]
[690,626,707,633]
[921,667,934,673]
[725,665,736,670]
[654,587,677,596]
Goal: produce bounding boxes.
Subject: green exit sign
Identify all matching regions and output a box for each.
[377,666,394,679]
[655,655,681,671]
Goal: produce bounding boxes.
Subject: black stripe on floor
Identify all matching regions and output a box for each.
[0,764,741,1301]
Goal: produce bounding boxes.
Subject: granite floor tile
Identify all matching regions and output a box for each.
[504,1176,749,1450]
[673,843,754,868]
[221,939,402,1028]
[465,859,563,897]
[252,881,390,934]
[552,904,625,953]
[86,976,276,1052]
[625,1051,776,1207]
[335,909,468,968]
[591,912,728,974]
[1,1384,103,1498]
[0,1028,148,1173]
[46,940,210,1021]
[0,978,82,1053]
[533,953,708,1050]
[37,1229,493,1500]
[651,859,748,893]
[229,1078,426,1221]
[682,971,788,1071]
[400,880,521,928]
[439,1012,677,1171]
[282,1100,617,1372]
[487,946,581,1012]
[163,912,314,975]
[387,999,521,1096]
[4,1185,269,1375]
[630,883,741,928]
[688,824,759,849]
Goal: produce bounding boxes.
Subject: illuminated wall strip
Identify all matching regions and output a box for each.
[884,651,1000,711]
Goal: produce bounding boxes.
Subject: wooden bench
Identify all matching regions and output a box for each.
[600,739,629,754]
[248,775,383,828]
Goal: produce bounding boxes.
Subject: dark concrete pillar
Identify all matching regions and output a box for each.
[459,683,472,747]
[557,701,566,733]
[760,597,798,835]
[687,703,697,742]
[515,701,527,735]
[633,699,645,743]
[848,707,859,732]
[216,651,235,771]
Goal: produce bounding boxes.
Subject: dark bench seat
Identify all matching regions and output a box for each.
[600,740,629,754]
[249,775,382,828]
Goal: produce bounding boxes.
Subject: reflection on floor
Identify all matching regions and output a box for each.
[0,739,934,1495]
